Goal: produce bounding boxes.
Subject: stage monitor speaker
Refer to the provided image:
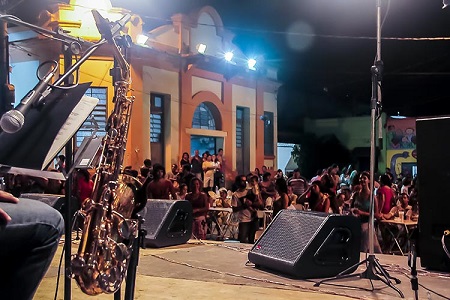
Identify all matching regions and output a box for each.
[141,199,193,248]
[248,210,361,278]
[416,116,450,272]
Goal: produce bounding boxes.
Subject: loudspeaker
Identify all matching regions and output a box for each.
[248,210,361,278]
[141,199,193,248]
[416,116,450,272]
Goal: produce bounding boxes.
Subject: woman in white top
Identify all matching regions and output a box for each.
[176,183,188,200]
[202,153,216,192]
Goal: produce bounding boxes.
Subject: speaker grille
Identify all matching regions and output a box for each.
[141,199,193,248]
[141,199,175,239]
[249,210,361,278]
[253,210,327,264]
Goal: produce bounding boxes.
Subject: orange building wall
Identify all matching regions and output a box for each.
[128,61,145,169]
[255,81,265,171]
[180,67,234,175]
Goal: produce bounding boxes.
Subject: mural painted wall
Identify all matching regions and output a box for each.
[386,117,417,179]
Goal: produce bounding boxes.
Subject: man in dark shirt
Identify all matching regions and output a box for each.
[178,164,195,192]
[190,149,203,179]
[146,164,177,200]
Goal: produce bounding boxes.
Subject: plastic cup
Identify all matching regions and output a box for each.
[399,211,404,222]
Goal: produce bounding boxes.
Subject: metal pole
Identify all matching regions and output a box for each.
[377,0,384,149]
[315,2,403,296]
[63,43,74,300]
[368,0,382,257]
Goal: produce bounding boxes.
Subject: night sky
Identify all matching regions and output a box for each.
[7,0,450,136]
[110,0,450,126]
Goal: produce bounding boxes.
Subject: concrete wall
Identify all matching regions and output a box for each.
[142,66,180,171]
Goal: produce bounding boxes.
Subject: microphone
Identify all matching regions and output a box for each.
[92,9,131,42]
[0,70,55,133]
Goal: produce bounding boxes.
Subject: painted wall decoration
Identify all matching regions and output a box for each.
[386,117,417,150]
[386,117,417,179]
[386,149,417,179]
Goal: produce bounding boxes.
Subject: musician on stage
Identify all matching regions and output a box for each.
[0,189,64,300]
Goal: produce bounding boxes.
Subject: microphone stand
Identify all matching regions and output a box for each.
[408,241,419,300]
[315,1,404,297]
[62,40,75,300]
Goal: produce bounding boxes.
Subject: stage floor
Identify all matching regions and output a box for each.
[35,238,450,300]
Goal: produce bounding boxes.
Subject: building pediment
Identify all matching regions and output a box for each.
[145,6,240,59]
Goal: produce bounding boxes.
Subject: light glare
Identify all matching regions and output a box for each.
[248,58,257,70]
[197,43,207,54]
[224,52,234,62]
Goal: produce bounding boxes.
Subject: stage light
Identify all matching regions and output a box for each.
[224,51,234,62]
[196,43,207,54]
[247,58,257,70]
[136,34,149,45]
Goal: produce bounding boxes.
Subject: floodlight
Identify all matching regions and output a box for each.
[247,58,257,70]
[224,51,234,62]
[196,43,207,54]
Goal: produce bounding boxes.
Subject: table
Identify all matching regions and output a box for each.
[207,207,233,240]
[380,218,418,256]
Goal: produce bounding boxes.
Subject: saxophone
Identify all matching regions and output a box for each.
[70,25,144,295]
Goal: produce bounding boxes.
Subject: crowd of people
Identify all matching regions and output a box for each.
[0,146,421,299]
[1,148,420,251]
[130,153,419,251]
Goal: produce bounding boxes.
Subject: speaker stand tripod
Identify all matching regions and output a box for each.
[315,1,404,297]
[314,253,403,297]
[314,59,404,298]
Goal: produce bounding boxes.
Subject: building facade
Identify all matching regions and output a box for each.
[8,0,280,186]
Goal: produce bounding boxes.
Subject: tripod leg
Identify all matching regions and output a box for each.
[374,259,401,284]
[124,217,145,300]
[361,254,401,284]
[314,257,369,287]
[114,288,121,300]
[373,272,404,298]
[360,255,404,298]
[316,255,404,298]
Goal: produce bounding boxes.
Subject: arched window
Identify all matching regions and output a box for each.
[192,103,216,130]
